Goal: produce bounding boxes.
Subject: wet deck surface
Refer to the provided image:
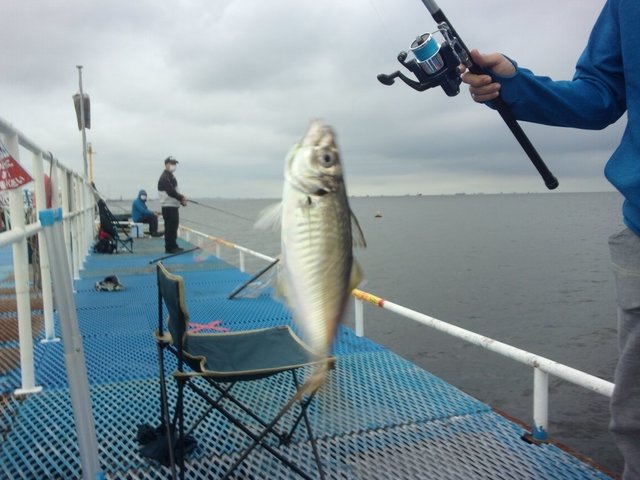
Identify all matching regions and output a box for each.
[0,239,612,478]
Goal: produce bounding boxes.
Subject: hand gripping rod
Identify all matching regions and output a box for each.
[421,0,559,189]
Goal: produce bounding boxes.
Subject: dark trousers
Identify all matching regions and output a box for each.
[161,207,179,250]
[139,214,158,234]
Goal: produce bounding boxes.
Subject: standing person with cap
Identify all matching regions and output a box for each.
[157,156,187,254]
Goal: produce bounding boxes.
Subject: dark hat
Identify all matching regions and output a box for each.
[164,156,179,164]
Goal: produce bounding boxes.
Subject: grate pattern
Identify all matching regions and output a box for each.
[0,375,609,480]
[0,240,614,479]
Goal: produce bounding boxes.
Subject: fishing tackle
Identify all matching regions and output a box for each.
[377,0,559,190]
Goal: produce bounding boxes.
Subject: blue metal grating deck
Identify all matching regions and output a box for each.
[0,238,612,479]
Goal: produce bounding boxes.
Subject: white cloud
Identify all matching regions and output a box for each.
[1,0,620,199]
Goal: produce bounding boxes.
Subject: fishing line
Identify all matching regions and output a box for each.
[179,216,217,230]
[367,0,395,46]
[187,199,254,223]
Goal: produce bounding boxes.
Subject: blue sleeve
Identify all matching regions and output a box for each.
[132,199,153,219]
[493,0,626,130]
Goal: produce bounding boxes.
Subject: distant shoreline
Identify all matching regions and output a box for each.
[107,190,619,203]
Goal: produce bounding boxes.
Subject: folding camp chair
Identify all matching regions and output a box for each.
[96,199,133,253]
[154,262,332,479]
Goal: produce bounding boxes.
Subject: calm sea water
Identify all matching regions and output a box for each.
[133,192,625,474]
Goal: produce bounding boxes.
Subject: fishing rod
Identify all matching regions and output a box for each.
[187,199,254,222]
[377,0,559,190]
[228,258,279,300]
[149,246,200,264]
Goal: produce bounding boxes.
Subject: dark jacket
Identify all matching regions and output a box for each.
[157,170,184,208]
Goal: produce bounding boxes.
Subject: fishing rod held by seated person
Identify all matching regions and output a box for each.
[376,0,559,190]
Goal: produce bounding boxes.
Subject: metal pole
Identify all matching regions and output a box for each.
[87,143,94,184]
[4,133,42,396]
[38,207,103,479]
[60,170,71,264]
[77,66,88,180]
[31,151,57,343]
[352,289,615,397]
[533,369,549,441]
[355,298,364,337]
[70,176,80,279]
[239,250,245,272]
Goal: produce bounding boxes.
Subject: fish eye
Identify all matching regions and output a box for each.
[318,150,337,168]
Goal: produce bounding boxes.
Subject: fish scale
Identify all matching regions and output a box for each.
[286,198,353,353]
[257,119,366,391]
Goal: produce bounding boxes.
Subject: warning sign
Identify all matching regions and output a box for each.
[0,139,33,191]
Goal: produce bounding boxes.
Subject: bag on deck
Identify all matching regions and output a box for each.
[95,275,124,292]
[94,230,116,254]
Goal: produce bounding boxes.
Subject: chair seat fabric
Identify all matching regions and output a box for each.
[184,326,331,381]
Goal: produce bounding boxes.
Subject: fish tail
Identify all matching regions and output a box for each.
[295,361,331,400]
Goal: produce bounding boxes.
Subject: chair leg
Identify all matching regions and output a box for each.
[157,342,178,480]
[186,380,317,480]
[290,370,326,480]
[175,377,187,480]
[205,379,288,444]
[299,397,325,480]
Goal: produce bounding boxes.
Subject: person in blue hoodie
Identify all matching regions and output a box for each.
[461,1,639,477]
[131,189,163,237]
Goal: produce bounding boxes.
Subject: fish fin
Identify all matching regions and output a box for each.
[349,259,365,291]
[295,361,331,400]
[350,210,367,248]
[254,202,282,230]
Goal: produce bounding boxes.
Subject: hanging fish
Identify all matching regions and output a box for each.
[256,119,366,393]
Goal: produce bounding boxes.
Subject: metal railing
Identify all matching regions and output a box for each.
[0,115,95,395]
[179,225,275,272]
[179,227,616,443]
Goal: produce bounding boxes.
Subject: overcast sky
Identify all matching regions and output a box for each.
[1,0,623,199]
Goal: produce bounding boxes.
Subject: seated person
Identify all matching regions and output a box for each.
[131,189,163,237]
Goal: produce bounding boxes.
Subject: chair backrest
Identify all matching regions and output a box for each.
[156,262,189,351]
[97,199,117,237]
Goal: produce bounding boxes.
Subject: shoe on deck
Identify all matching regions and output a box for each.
[150,231,164,237]
[165,247,184,254]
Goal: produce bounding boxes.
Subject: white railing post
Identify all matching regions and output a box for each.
[239,250,245,272]
[70,177,80,279]
[85,182,95,261]
[31,151,57,343]
[533,368,549,441]
[60,169,71,253]
[3,132,42,396]
[355,297,364,337]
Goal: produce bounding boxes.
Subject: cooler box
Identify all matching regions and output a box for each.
[130,223,145,238]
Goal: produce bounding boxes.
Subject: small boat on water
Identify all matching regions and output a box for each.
[374,210,383,218]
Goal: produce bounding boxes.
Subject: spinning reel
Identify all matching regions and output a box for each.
[378,23,466,97]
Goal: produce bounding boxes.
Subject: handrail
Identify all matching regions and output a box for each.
[1,114,96,395]
[180,227,616,443]
[351,288,614,441]
[178,225,276,271]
